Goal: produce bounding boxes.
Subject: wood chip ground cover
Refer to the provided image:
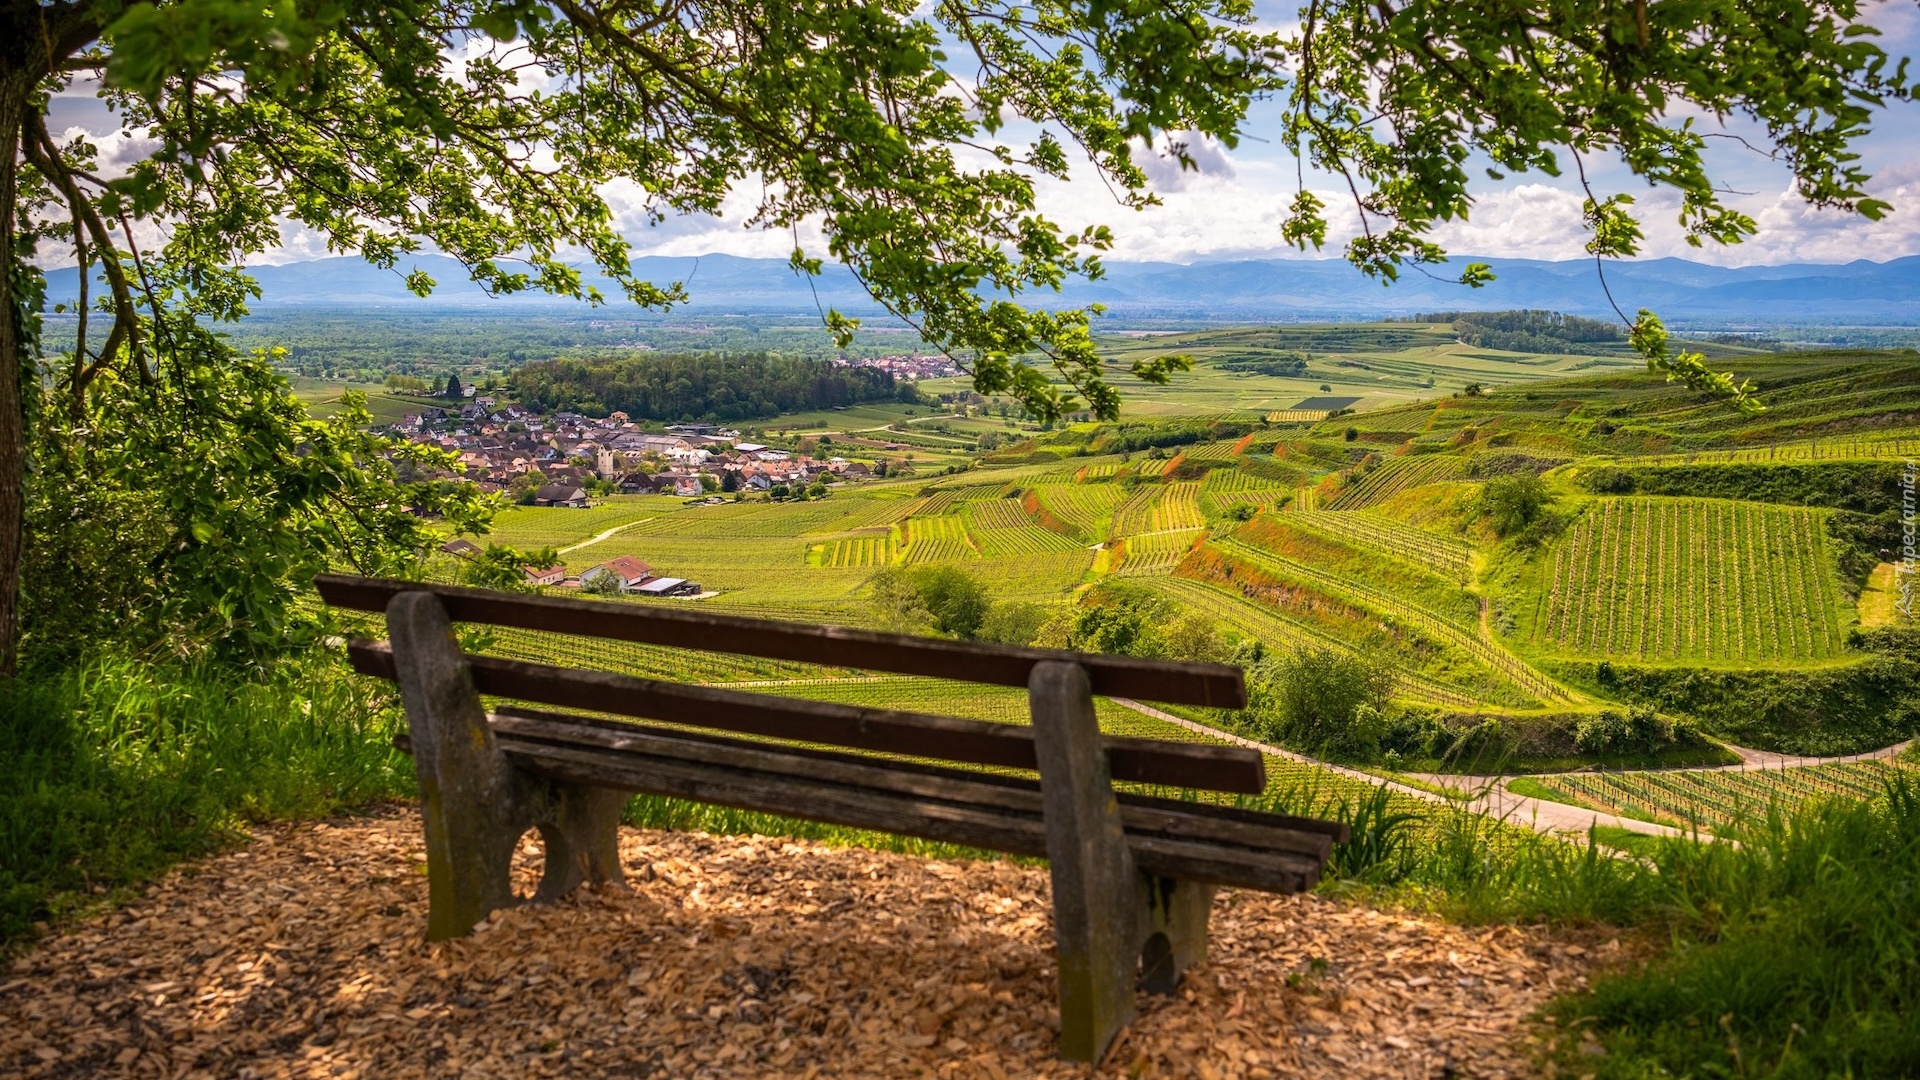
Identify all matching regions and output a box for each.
[2,806,1610,1078]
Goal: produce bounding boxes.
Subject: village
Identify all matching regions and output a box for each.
[398,397,909,597]
[395,398,886,503]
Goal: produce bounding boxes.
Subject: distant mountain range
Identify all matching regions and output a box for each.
[41,252,1920,325]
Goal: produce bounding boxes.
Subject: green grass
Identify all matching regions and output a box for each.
[1585,824,1669,859]
[1547,783,1920,1078]
[0,655,413,947]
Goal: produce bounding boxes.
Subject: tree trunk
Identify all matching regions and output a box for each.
[0,74,27,677]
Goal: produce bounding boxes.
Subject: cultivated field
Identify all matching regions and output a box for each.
[1535,497,1852,663]
[1524,759,1912,833]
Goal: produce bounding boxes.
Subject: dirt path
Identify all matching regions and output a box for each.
[1112,699,1691,841]
[1711,738,1912,771]
[558,518,654,555]
[0,807,1609,1079]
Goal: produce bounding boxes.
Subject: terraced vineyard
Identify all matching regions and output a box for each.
[478,500,671,547]
[1182,439,1244,460]
[1527,759,1911,832]
[974,551,1096,597]
[1537,497,1850,662]
[1112,481,1205,536]
[1030,483,1125,537]
[814,533,892,568]
[1293,510,1473,581]
[1324,455,1467,509]
[1112,529,1205,577]
[964,498,1036,531]
[914,487,991,515]
[1216,538,1572,704]
[973,525,1085,557]
[1142,578,1480,708]
[1202,468,1284,494]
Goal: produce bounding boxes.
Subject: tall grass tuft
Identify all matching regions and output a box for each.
[0,655,413,945]
[1552,775,1920,1078]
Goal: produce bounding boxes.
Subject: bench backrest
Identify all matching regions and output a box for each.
[318,575,1247,705]
[318,574,1266,795]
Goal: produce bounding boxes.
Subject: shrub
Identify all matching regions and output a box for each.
[867,566,989,639]
[977,601,1050,647]
[1479,473,1552,536]
[1241,645,1399,757]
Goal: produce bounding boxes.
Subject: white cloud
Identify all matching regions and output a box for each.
[1131,132,1237,193]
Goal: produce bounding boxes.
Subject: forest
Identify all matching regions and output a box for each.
[1409,309,1627,353]
[508,353,914,421]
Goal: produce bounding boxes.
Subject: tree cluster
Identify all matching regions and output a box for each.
[510,353,902,422]
[1418,310,1625,354]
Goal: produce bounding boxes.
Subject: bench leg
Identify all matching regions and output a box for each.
[1137,876,1215,995]
[1029,660,1139,1063]
[387,591,531,941]
[530,782,629,903]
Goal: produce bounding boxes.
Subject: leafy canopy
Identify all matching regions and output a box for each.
[3,0,1910,667]
[29,0,1906,423]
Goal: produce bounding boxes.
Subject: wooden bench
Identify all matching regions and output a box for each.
[317,574,1347,1062]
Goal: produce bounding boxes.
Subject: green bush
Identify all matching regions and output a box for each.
[1573,705,1677,755]
[1479,473,1552,537]
[1562,629,1920,755]
[1240,645,1398,757]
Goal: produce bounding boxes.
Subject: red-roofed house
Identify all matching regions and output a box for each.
[580,555,654,593]
[522,564,568,587]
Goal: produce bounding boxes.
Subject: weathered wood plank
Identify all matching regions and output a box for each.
[349,640,1266,794]
[319,574,1247,708]
[390,726,1327,894]
[1029,659,1139,1062]
[488,708,1331,861]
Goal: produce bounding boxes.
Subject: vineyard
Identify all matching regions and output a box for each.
[913,487,990,515]
[1201,467,1287,494]
[964,498,1037,531]
[1201,487,1290,519]
[478,500,673,547]
[813,533,892,568]
[1112,482,1205,536]
[1641,433,1920,465]
[1216,538,1572,704]
[1324,455,1468,509]
[1536,497,1849,663]
[1142,578,1481,708]
[1030,483,1126,537]
[973,525,1085,557]
[1112,529,1205,577]
[1526,759,1912,832]
[1292,510,1473,581]
[1182,439,1245,460]
[973,551,1097,597]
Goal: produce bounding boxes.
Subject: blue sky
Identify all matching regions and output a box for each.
[44,3,1920,269]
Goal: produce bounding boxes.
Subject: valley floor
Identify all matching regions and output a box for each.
[0,805,1611,1079]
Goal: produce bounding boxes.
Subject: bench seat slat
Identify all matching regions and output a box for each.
[495,705,1348,844]
[436,732,1323,894]
[319,574,1247,708]
[350,640,1266,795]
[490,708,1334,862]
